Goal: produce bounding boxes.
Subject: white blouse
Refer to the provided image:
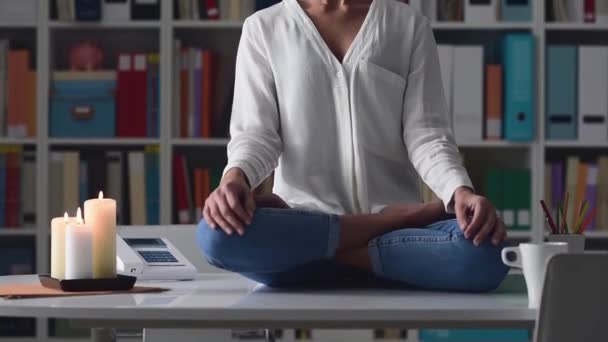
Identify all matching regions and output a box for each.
[225,0,473,215]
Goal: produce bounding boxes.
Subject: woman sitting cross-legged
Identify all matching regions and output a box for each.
[197,0,509,292]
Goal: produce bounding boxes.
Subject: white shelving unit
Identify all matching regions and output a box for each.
[0,0,607,340]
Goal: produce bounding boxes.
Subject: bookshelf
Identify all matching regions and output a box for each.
[0,0,606,340]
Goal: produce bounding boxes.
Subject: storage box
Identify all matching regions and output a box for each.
[50,79,116,138]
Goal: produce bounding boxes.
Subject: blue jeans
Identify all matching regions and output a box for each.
[197,208,509,292]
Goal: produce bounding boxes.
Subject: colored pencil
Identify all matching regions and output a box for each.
[540,200,557,234]
[580,208,596,234]
[556,206,560,234]
[575,201,590,234]
[561,192,570,234]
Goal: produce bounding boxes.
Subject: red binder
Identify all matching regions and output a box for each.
[129,53,148,137]
[173,153,190,224]
[116,53,133,137]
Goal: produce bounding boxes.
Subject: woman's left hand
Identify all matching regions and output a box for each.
[453,187,507,246]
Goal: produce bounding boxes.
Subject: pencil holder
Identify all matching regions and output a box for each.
[547,234,585,253]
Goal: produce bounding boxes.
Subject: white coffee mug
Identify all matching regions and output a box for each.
[501,242,568,308]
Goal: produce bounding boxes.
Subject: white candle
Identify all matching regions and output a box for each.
[84,191,117,279]
[65,208,93,280]
[50,212,76,279]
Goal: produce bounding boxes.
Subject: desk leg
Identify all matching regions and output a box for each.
[91,328,116,342]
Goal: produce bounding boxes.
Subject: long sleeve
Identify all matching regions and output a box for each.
[223,18,282,189]
[402,19,473,212]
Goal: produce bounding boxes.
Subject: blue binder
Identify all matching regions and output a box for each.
[75,0,102,21]
[145,150,160,225]
[504,34,535,141]
[546,46,577,140]
[420,329,530,342]
[501,0,532,22]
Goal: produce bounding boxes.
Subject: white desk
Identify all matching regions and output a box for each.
[0,273,534,333]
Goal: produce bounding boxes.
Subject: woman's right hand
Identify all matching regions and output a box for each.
[202,168,255,236]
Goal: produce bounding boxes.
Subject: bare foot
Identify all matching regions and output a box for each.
[254,193,291,209]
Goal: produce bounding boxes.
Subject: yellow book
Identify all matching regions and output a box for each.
[565,156,579,231]
[597,157,608,230]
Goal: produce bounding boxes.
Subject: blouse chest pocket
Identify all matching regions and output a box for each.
[354,61,408,161]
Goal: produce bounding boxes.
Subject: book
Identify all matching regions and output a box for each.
[465,0,497,24]
[63,152,80,214]
[484,168,504,219]
[172,40,182,138]
[106,151,123,223]
[578,46,608,143]
[75,0,102,21]
[0,40,7,137]
[102,0,130,21]
[585,0,596,22]
[206,0,220,20]
[79,159,88,204]
[597,157,608,230]
[23,150,38,226]
[0,0,37,21]
[551,162,564,210]
[452,46,483,142]
[129,53,148,137]
[5,146,21,228]
[7,50,29,138]
[202,50,215,137]
[485,64,502,140]
[128,151,147,225]
[546,45,577,140]
[0,152,6,227]
[173,153,191,224]
[145,146,160,225]
[598,0,608,23]
[500,0,531,22]
[438,0,464,21]
[147,54,160,138]
[574,162,589,228]
[25,71,36,137]
[566,0,585,22]
[586,164,598,230]
[130,0,160,20]
[545,163,552,215]
[503,34,534,141]
[49,153,65,219]
[180,48,189,137]
[116,53,133,137]
[565,156,580,230]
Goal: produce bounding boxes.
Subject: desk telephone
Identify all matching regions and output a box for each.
[116,236,197,280]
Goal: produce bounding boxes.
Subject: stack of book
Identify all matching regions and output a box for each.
[173,41,232,138]
[174,0,281,20]
[50,53,160,138]
[548,0,608,23]
[52,0,160,21]
[545,157,608,231]
[0,146,35,229]
[438,33,535,143]
[0,42,36,139]
[546,45,608,142]
[49,146,159,225]
[406,0,532,23]
[173,152,223,224]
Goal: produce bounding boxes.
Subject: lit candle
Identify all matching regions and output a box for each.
[84,191,117,279]
[50,212,77,279]
[65,208,93,280]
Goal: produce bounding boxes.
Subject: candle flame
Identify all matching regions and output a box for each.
[63,212,68,223]
[76,207,83,224]
[99,191,104,199]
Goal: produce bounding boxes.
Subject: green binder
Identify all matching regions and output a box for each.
[484,168,504,220]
